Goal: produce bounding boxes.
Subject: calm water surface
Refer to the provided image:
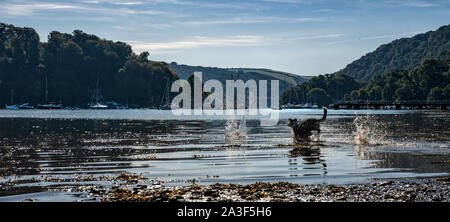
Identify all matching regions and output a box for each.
[0,109,449,201]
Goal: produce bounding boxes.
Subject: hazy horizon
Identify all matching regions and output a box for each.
[1,0,449,76]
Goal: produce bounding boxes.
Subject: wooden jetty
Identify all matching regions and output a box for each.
[332,100,449,110]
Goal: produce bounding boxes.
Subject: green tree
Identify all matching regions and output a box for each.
[306,88,332,106]
[427,87,444,101]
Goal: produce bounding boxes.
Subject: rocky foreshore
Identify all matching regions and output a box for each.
[54,176,450,202]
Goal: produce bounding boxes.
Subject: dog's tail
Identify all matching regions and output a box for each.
[321,106,327,121]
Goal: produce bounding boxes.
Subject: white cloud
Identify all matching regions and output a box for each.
[403,1,437,7]
[258,0,304,3]
[180,16,322,26]
[294,33,345,40]
[0,3,81,16]
[114,23,172,30]
[361,31,423,40]
[272,33,344,43]
[81,0,143,5]
[0,1,165,17]
[124,35,265,53]
[113,1,144,5]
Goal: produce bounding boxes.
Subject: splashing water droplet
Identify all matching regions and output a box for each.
[225,115,247,141]
[353,113,386,146]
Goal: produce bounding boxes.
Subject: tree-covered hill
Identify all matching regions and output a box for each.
[345,54,450,102]
[168,62,307,96]
[335,24,450,81]
[282,51,450,106]
[0,22,177,107]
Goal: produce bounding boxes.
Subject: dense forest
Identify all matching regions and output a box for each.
[345,55,450,102]
[335,24,450,81]
[0,22,177,107]
[280,74,365,106]
[282,52,450,106]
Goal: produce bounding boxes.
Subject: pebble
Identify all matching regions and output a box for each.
[51,177,450,202]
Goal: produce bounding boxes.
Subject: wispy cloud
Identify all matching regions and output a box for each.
[294,33,345,40]
[125,35,265,53]
[114,1,143,5]
[180,16,322,26]
[114,23,172,30]
[361,31,423,40]
[0,1,165,17]
[403,1,438,7]
[0,3,81,16]
[258,0,305,3]
[273,33,345,43]
[81,0,142,5]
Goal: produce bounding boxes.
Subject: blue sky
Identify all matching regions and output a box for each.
[1,0,449,75]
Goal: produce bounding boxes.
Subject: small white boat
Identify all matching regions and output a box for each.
[18,103,34,109]
[39,76,63,109]
[5,104,19,110]
[90,103,108,109]
[38,102,63,109]
[89,78,108,109]
[5,89,19,110]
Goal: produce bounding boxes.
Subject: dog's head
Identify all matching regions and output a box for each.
[287,118,298,128]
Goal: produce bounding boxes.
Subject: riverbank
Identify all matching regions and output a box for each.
[50,175,450,202]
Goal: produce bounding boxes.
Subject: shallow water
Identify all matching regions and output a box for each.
[0,109,449,201]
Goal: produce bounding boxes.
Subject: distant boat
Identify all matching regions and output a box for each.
[5,104,19,110]
[38,102,63,110]
[38,76,63,110]
[90,103,108,109]
[89,78,108,109]
[5,89,19,110]
[159,77,171,110]
[18,103,34,109]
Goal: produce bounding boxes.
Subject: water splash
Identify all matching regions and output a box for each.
[225,115,247,140]
[353,113,386,146]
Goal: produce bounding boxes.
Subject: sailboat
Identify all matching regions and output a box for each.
[38,76,63,109]
[18,103,34,109]
[159,77,171,110]
[5,89,19,110]
[89,78,108,109]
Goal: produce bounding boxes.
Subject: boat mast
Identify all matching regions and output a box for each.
[166,76,170,106]
[159,82,166,108]
[95,77,100,103]
[45,76,48,103]
[159,77,171,108]
[10,88,13,105]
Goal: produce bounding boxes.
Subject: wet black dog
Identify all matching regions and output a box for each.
[288,107,327,143]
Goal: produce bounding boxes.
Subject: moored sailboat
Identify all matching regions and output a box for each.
[89,78,108,109]
[159,77,171,110]
[5,89,19,110]
[37,76,63,109]
[18,103,34,109]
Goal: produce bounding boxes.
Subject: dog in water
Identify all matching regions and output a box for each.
[288,107,327,143]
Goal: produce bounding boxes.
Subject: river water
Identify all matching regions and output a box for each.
[0,109,448,201]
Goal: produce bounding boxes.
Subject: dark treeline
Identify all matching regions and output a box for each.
[281,52,450,106]
[281,74,365,106]
[346,55,450,102]
[0,22,177,107]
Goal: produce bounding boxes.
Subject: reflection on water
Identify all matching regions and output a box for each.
[0,110,449,198]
